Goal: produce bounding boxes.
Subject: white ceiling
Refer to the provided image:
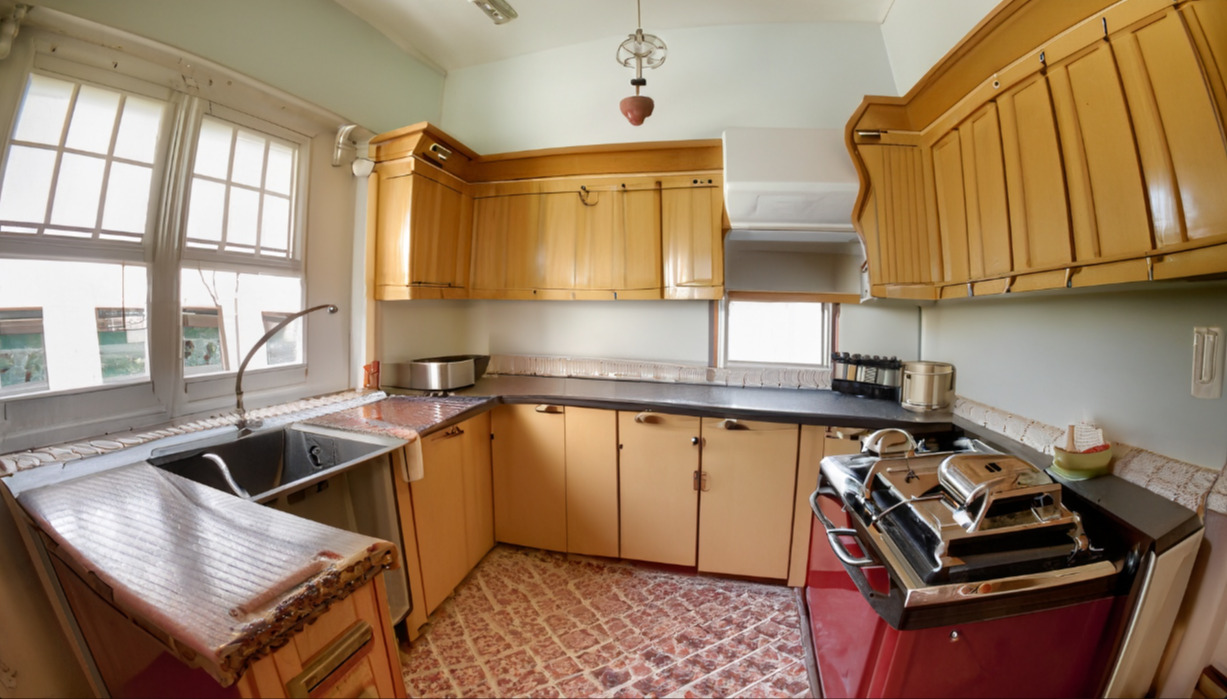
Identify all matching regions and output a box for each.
[332,0,897,74]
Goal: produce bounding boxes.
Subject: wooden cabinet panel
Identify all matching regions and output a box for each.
[460,412,494,570]
[618,411,700,566]
[539,191,580,289]
[960,103,1013,278]
[412,426,470,615]
[661,177,725,299]
[1049,43,1154,260]
[931,131,970,285]
[564,407,619,558]
[491,404,567,552]
[857,144,937,290]
[374,164,471,301]
[1114,10,1227,246]
[698,418,798,580]
[997,75,1074,271]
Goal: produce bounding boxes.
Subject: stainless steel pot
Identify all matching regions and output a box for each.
[383,354,489,391]
[900,361,955,412]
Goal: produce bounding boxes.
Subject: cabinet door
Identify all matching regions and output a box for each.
[698,418,799,579]
[661,177,724,299]
[857,144,938,289]
[618,411,700,566]
[959,103,1012,279]
[997,74,1074,272]
[1113,8,1227,248]
[411,426,469,615]
[491,404,567,551]
[538,191,580,290]
[564,407,619,558]
[575,183,662,296]
[470,194,541,295]
[930,131,971,285]
[375,166,469,299]
[460,412,494,570]
[1048,42,1154,262]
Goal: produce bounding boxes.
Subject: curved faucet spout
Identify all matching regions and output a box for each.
[235,303,339,434]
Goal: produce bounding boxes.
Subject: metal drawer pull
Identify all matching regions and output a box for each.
[433,425,465,441]
[535,404,564,414]
[634,411,661,424]
[428,142,451,161]
[717,419,748,430]
[809,488,875,567]
[285,620,372,697]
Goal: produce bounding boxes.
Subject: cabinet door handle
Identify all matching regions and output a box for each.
[634,411,661,424]
[428,142,451,161]
[535,404,564,414]
[716,419,748,430]
[691,436,701,446]
[433,425,464,441]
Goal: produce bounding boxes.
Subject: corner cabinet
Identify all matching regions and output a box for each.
[850,0,1227,300]
[370,125,476,300]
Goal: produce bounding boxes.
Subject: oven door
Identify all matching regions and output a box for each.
[806,481,893,698]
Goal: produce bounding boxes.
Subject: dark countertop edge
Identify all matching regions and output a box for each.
[451,375,956,432]
[954,416,1203,554]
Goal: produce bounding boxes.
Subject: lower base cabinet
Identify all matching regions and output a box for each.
[697,418,799,579]
[619,411,703,567]
[491,404,568,552]
[564,407,620,558]
[405,414,494,620]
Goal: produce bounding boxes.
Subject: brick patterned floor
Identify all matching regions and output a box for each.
[401,545,814,698]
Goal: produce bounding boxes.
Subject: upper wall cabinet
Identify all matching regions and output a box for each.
[849,0,1227,300]
[370,126,477,301]
[368,123,724,301]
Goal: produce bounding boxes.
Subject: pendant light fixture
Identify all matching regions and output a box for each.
[616,0,667,126]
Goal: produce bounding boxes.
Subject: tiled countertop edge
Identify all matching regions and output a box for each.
[0,389,387,477]
[954,395,1225,516]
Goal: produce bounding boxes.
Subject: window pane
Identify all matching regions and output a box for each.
[0,309,49,394]
[231,130,266,188]
[260,194,290,255]
[0,145,55,226]
[50,153,106,229]
[65,85,120,155]
[180,268,303,375]
[194,118,233,179]
[226,186,259,249]
[0,260,148,395]
[727,301,830,366]
[185,178,226,245]
[101,162,152,233]
[96,307,147,382]
[114,96,164,164]
[261,312,300,365]
[12,74,73,146]
[265,142,294,195]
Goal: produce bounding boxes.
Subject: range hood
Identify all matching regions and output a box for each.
[722,127,860,242]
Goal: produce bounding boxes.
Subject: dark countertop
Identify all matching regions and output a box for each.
[452,375,953,430]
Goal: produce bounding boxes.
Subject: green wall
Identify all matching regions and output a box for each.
[34,0,443,134]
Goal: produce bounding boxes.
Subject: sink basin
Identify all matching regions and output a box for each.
[148,423,406,503]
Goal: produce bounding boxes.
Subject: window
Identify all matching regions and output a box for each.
[722,295,834,367]
[0,23,343,452]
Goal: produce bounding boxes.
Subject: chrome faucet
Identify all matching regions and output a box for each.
[234,303,338,435]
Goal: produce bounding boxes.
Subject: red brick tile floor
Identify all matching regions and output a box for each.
[399,545,816,698]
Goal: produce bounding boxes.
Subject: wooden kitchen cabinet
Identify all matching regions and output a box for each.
[618,411,702,566]
[661,175,726,300]
[850,0,1227,300]
[491,403,568,552]
[697,418,799,579]
[564,407,620,558]
[410,416,492,616]
[370,124,476,301]
[619,411,801,579]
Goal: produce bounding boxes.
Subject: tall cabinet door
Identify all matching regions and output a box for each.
[618,411,701,566]
[491,403,567,552]
[412,426,469,615]
[460,412,494,570]
[564,407,619,558]
[698,418,799,579]
[661,176,724,300]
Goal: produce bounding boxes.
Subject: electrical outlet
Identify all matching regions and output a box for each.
[1192,326,1223,399]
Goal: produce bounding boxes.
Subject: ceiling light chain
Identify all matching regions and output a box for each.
[616,0,666,126]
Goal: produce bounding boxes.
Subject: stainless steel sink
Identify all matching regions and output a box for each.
[148,423,406,503]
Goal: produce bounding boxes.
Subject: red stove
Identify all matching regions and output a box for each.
[805,428,1149,698]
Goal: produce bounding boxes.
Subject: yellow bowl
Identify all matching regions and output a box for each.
[1050,445,1113,480]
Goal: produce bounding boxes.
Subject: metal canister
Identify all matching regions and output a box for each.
[900,361,956,411]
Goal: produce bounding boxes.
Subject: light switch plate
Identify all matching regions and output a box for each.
[1192,326,1223,399]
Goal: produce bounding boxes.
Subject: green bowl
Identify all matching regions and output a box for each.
[1050,445,1113,480]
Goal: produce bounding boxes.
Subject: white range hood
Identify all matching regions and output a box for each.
[722,127,860,242]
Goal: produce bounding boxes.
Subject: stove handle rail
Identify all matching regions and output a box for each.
[810,478,895,605]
